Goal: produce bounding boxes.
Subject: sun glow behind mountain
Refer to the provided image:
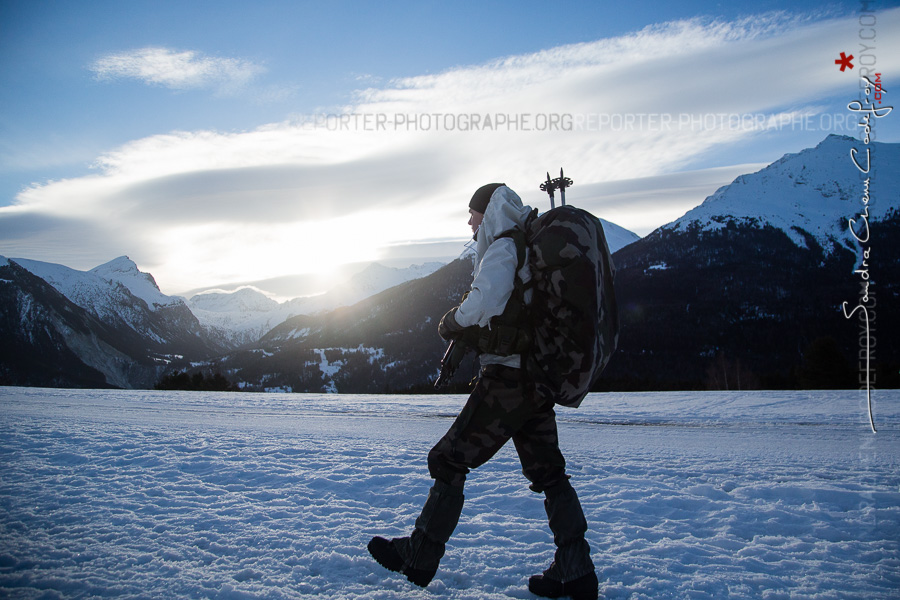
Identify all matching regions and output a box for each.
[155,211,410,286]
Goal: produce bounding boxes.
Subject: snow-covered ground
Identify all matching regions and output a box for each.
[1,387,897,599]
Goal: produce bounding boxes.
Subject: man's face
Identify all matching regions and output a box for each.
[468,209,484,235]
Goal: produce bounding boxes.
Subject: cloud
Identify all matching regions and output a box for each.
[90,47,265,94]
[0,209,127,266]
[6,9,899,293]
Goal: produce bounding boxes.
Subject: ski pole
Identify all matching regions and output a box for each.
[554,168,573,206]
[540,172,556,209]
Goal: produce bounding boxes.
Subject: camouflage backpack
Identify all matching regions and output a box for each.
[521,205,619,407]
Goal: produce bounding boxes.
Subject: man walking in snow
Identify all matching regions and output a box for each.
[368,183,598,600]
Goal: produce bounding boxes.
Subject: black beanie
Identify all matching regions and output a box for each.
[469,183,505,214]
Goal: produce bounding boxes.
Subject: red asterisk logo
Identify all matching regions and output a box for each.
[835,52,854,71]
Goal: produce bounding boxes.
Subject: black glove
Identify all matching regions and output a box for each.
[438,307,465,341]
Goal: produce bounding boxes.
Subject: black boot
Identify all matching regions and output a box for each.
[529,570,599,600]
[368,480,464,588]
[367,536,436,587]
[529,478,597,599]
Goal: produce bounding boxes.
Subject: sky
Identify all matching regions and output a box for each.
[1,0,899,296]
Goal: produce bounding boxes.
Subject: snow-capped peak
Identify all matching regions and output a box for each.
[188,286,280,314]
[186,262,445,347]
[13,256,180,314]
[599,218,641,253]
[668,135,899,253]
[88,256,176,309]
[88,255,144,281]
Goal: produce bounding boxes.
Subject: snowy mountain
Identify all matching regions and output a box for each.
[0,251,454,389]
[669,134,899,253]
[604,134,899,389]
[186,287,287,349]
[14,256,181,337]
[185,262,445,348]
[1,256,226,388]
[12,256,217,351]
[1,257,114,387]
[598,217,641,253]
[89,255,181,309]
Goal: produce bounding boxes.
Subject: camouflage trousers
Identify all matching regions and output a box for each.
[398,364,594,582]
[427,364,567,491]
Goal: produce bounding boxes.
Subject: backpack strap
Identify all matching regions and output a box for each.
[496,227,526,272]
[465,227,531,356]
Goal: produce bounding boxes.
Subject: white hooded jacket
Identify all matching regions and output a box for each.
[455,185,533,368]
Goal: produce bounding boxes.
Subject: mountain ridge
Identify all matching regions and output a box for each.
[669,134,898,254]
